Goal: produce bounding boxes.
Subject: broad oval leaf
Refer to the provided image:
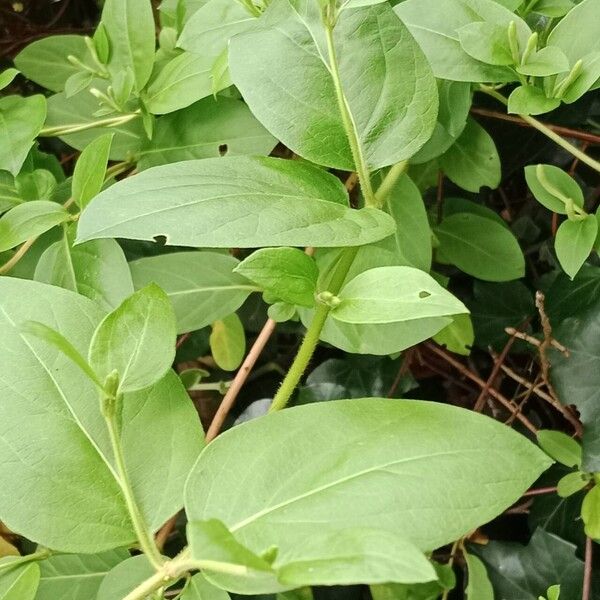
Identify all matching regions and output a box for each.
[555,215,598,280]
[130,251,256,333]
[210,314,246,372]
[332,266,468,324]
[229,1,438,170]
[185,398,550,591]
[0,278,203,552]
[76,156,395,248]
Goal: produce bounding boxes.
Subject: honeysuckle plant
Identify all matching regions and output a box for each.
[0,0,600,598]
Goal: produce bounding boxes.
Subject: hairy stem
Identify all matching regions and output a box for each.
[479,85,600,173]
[104,406,164,570]
[324,10,376,206]
[269,246,358,412]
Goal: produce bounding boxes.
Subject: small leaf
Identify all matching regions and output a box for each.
[332,266,468,325]
[557,472,588,498]
[180,574,231,600]
[210,314,246,372]
[72,133,113,209]
[464,552,494,600]
[458,22,513,66]
[88,284,177,393]
[0,562,40,600]
[0,201,69,252]
[582,485,600,539]
[64,70,94,98]
[0,68,19,91]
[440,119,501,193]
[15,169,57,201]
[555,215,598,279]
[432,313,475,356]
[96,555,157,600]
[537,430,582,467]
[531,0,574,17]
[525,164,584,214]
[517,46,570,76]
[508,86,561,115]
[235,248,318,308]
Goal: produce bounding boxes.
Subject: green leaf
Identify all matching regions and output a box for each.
[34,235,134,312]
[558,51,600,104]
[547,0,600,65]
[64,70,94,98]
[458,22,513,65]
[0,69,19,91]
[332,266,468,325]
[129,251,256,334]
[0,279,203,552]
[582,485,600,539]
[137,96,277,169]
[555,215,598,279]
[0,95,47,176]
[144,52,220,115]
[230,1,438,170]
[15,169,57,202]
[89,284,177,393]
[396,0,531,82]
[517,46,570,76]
[185,399,550,592]
[0,563,39,600]
[464,552,493,600]
[178,0,257,56]
[72,133,113,209]
[557,472,589,498]
[0,201,69,252]
[210,314,246,371]
[180,574,232,600]
[380,173,432,272]
[14,35,89,92]
[530,0,574,17]
[432,313,475,356]
[100,0,156,91]
[474,528,594,599]
[96,555,157,600]
[524,164,584,214]
[36,549,129,600]
[537,430,582,467]
[508,85,561,115]
[45,85,145,161]
[435,213,525,282]
[440,118,501,193]
[77,156,395,248]
[370,563,455,600]
[235,248,318,308]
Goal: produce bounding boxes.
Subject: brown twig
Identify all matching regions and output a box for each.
[583,536,593,600]
[522,486,557,497]
[471,107,600,145]
[387,349,414,398]
[423,342,538,433]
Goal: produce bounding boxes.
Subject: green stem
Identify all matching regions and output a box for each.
[104,405,164,570]
[39,112,139,137]
[373,161,408,208]
[323,11,376,206]
[479,85,600,173]
[269,246,359,412]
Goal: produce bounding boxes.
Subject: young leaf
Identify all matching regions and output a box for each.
[36,549,129,600]
[331,266,468,325]
[524,164,584,214]
[0,95,47,176]
[557,472,589,498]
[396,0,531,82]
[180,574,231,600]
[432,313,475,356]
[72,133,113,209]
[100,0,156,91]
[0,279,203,553]
[435,213,525,282]
[88,284,177,393]
[582,485,600,539]
[537,430,582,467]
[558,51,600,104]
[508,86,561,115]
[76,156,395,248]
[517,46,570,77]
[0,68,19,91]
[178,0,257,57]
[555,215,598,279]
[14,35,90,92]
[210,314,246,372]
[235,248,318,308]
[35,235,134,312]
[440,119,501,193]
[464,552,494,600]
[229,1,438,170]
[129,251,257,334]
[457,22,513,66]
[96,555,157,600]
[0,562,40,600]
[137,97,277,169]
[0,201,70,252]
[185,399,550,592]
